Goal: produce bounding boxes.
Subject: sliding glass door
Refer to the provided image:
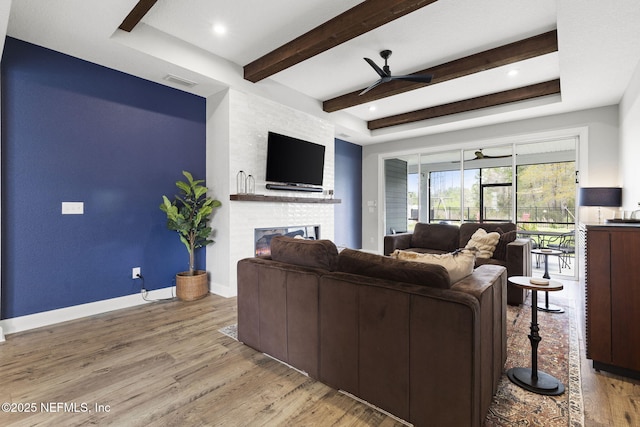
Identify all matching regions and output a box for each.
[460,146,514,223]
[482,182,513,222]
[421,150,464,225]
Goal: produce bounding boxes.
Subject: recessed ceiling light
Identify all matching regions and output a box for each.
[368,105,377,112]
[212,24,227,35]
[507,69,519,77]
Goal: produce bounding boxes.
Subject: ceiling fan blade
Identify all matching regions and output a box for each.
[483,154,512,159]
[364,57,387,78]
[390,74,433,83]
[360,51,433,96]
[359,79,385,95]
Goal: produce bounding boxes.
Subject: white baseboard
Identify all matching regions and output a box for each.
[210,281,237,298]
[0,287,176,337]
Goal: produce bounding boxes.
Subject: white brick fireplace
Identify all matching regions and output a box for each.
[206,89,335,297]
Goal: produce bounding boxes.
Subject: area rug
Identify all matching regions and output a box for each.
[218,323,238,340]
[219,297,584,426]
[485,297,584,426]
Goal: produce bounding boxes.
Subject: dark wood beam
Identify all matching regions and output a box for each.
[367,79,561,130]
[324,30,558,112]
[118,0,158,32]
[244,0,439,83]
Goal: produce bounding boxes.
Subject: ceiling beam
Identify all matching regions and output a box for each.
[324,30,558,112]
[243,0,439,83]
[118,0,158,32]
[367,79,561,130]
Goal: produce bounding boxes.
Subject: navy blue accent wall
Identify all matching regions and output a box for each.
[1,38,206,318]
[334,138,362,248]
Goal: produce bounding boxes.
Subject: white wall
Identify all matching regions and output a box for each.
[362,106,620,251]
[619,59,640,212]
[207,89,335,297]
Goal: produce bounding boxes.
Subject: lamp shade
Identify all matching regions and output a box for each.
[578,187,622,207]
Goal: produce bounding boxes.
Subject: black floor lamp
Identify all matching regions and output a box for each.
[578,187,622,224]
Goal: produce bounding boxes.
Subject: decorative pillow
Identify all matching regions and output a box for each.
[391,248,476,283]
[464,228,500,259]
[493,229,517,261]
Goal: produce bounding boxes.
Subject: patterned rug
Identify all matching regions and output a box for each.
[219,297,584,426]
[218,323,237,340]
[485,297,584,426]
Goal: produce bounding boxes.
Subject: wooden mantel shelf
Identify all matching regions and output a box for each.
[230,194,341,204]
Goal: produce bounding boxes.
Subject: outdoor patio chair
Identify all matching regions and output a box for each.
[549,231,575,270]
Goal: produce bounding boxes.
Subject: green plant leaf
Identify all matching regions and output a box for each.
[159,195,172,212]
[194,186,207,200]
[179,234,192,254]
[176,180,191,195]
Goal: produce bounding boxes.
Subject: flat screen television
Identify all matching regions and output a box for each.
[265,132,325,187]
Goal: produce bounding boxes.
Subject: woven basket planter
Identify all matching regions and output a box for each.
[176,270,209,301]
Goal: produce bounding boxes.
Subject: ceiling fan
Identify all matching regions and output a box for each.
[360,50,433,95]
[469,149,512,160]
[452,149,513,163]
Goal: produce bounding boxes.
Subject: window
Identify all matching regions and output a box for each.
[516,161,576,231]
[429,169,462,223]
[382,140,577,226]
[382,137,579,278]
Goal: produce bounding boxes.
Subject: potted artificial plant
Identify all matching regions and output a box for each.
[160,171,221,301]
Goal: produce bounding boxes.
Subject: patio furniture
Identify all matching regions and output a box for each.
[549,231,575,269]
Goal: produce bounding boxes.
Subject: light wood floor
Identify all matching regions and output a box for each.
[0,286,638,426]
[0,295,405,426]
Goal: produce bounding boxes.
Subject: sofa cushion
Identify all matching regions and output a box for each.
[464,228,500,259]
[337,248,451,289]
[270,236,339,271]
[391,249,476,283]
[411,223,460,252]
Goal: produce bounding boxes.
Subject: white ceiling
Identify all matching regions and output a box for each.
[4,0,640,145]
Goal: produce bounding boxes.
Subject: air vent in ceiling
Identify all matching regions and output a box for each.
[163,74,197,88]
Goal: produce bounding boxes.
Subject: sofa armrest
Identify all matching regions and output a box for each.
[383,232,413,255]
[450,264,507,418]
[506,238,532,277]
[503,238,532,305]
[237,257,322,378]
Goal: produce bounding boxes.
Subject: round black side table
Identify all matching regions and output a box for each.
[506,276,565,396]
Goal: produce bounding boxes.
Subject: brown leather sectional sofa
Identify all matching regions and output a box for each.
[384,222,532,305]
[237,236,507,427]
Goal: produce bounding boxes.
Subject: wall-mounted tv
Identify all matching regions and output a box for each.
[265,131,325,189]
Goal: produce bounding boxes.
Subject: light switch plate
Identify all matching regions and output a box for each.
[62,202,84,215]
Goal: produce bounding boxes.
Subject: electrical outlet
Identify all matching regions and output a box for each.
[132,267,141,279]
[61,201,84,215]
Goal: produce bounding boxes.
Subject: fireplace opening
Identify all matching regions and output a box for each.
[254,225,320,256]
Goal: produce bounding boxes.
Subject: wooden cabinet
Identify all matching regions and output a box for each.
[585,225,640,378]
